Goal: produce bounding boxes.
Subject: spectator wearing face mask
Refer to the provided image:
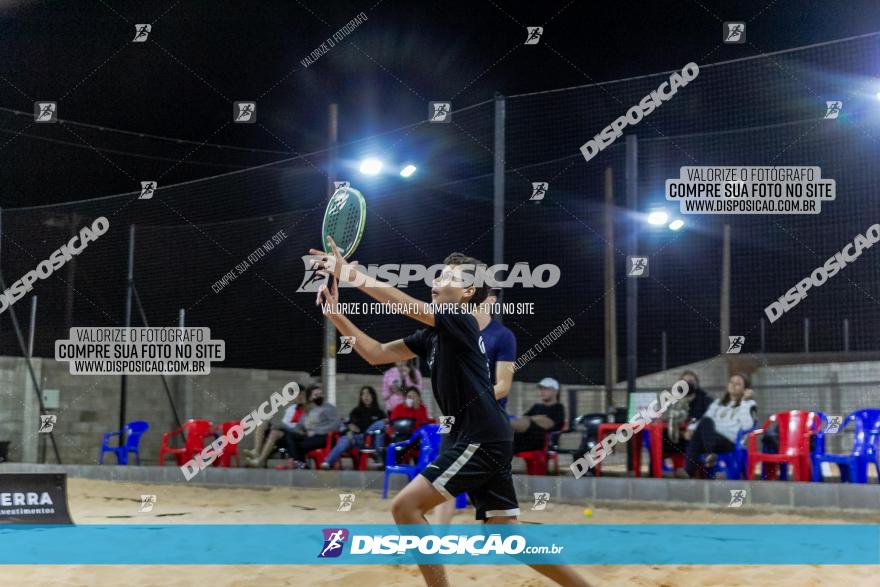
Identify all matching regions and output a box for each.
[389,387,431,431]
[249,384,340,469]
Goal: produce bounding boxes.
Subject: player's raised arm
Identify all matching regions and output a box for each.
[309,236,436,326]
[316,279,415,365]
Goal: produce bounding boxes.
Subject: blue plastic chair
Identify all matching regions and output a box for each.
[705,426,754,480]
[812,410,880,483]
[380,424,470,507]
[383,424,441,498]
[99,421,149,465]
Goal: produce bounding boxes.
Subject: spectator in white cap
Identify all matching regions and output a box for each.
[510,377,566,453]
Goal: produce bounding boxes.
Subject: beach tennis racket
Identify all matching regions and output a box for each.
[318,186,366,294]
[321,186,366,260]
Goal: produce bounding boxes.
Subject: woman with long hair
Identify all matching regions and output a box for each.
[320,385,387,469]
[684,373,757,478]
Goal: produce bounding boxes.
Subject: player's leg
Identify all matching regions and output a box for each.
[431,499,456,524]
[484,516,591,587]
[472,443,592,587]
[390,474,450,587]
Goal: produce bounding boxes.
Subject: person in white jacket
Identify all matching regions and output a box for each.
[684,373,757,478]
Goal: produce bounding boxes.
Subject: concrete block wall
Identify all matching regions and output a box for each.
[2,353,879,465]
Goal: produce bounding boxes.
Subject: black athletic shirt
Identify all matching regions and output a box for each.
[403,310,513,445]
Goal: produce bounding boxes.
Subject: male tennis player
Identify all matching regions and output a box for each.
[433,287,516,524]
[311,237,590,587]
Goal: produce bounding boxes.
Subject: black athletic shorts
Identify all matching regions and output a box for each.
[420,440,520,521]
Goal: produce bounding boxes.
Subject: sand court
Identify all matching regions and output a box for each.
[1,477,875,587]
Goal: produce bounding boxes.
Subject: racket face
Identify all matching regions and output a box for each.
[321,186,366,259]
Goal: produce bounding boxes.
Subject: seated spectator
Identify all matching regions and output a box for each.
[684,373,757,478]
[320,385,386,470]
[657,372,706,473]
[388,387,430,438]
[681,370,713,422]
[243,383,305,463]
[382,359,422,412]
[247,384,340,469]
[510,378,565,453]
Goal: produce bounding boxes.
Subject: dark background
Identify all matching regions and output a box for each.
[1,0,880,383]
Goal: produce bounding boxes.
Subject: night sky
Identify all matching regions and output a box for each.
[2,0,880,209]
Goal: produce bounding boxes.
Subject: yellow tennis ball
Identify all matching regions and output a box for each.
[582,508,592,518]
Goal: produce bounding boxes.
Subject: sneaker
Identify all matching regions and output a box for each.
[244,457,262,468]
[275,459,307,470]
[274,459,295,470]
[242,449,257,459]
[319,462,331,470]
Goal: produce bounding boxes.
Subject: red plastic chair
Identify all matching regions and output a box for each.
[306,432,339,469]
[746,410,821,481]
[207,421,241,468]
[158,419,213,466]
[348,433,375,471]
[515,432,550,475]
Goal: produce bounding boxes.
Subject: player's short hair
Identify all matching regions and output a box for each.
[443,252,491,304]
[403,386,420,397]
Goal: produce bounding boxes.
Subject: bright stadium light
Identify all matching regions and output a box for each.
[359,158,383,175]
[876,91,880,101]
[400,164,417,177]
[647,210,669,226]
[668,219,685,231]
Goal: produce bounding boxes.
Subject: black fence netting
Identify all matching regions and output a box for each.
[2,33,880,388]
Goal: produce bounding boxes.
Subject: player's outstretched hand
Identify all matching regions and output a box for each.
[309,235,356,282]
[316,277,339,313]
